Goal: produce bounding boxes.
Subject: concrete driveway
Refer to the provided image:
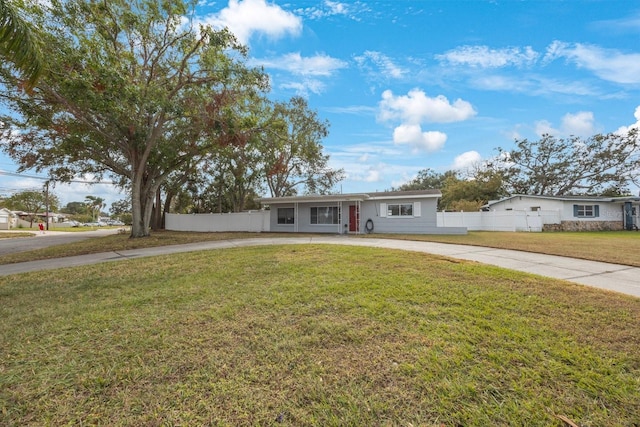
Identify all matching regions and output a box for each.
[1,235,639,298]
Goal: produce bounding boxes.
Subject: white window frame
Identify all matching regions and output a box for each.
[310,206,340,225]
[380,202,421,218]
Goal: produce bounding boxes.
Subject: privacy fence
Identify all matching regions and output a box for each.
[437,210,561,232]
[166,209,563,233]
[165,211,270,233]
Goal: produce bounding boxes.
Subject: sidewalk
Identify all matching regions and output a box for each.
[1,236,639,298]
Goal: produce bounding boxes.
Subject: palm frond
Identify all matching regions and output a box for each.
[0,0,44,88]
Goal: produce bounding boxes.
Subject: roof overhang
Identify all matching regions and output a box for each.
[257,190,442,205]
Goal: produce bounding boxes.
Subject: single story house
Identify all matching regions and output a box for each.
[483,194,640,231]
[258,190,467,235]
[0,208,16,230]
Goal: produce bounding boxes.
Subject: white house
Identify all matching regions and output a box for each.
[258,190,467,235]
[0,208,15,230]
[483,195,640,231]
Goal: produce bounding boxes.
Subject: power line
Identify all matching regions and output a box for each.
[0,170,116,185]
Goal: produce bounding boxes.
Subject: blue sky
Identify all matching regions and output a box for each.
[2,0,640,208]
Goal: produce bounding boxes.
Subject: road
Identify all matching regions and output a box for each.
[0,228,121,257]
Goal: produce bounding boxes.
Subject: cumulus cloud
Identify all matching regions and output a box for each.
[201,0,302,45]
[561,111,595,136]
[392,124,447,152]
[535,111,596,137]
[615,105,640,135]
[452,151,482,170]
[436,45,539,68]
[354,51,406,79]
[544,41,640,84]
[378,89,476,124]
[377,88,475,153]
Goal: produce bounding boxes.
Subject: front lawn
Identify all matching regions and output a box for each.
[367,231,640,267]
[2,245,638,425]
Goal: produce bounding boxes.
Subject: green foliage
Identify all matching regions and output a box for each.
[60,201,88,215]
[395,168,457,191]
[0,0,44,88]
[0,0,268,237]
[396,168,505,211]
[263,96,344,197]
[496,130,640,196]
[3,189,58,212]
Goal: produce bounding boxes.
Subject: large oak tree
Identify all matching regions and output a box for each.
[496,131,640,196]
[0,0,267,237]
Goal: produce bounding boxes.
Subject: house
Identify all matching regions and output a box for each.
[0,208,16,230]
[483,194,640,231]
[257,190,467,235]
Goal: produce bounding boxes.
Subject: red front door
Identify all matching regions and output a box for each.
[349,205,359,232]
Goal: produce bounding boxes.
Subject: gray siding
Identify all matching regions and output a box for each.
[267,197,466,234]
[359,198,439,234]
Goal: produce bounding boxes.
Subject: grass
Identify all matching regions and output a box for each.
[1,244,639,425]
[2,229,640,267]
[0,231,304,265]
[364,230,640,267]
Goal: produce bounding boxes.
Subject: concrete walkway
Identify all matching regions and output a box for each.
[1,235,639,298]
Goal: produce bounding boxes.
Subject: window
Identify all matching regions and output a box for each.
[277,207,295,224]
[311,206,340,225]
[387,203,413,217]
[573,204,599,218]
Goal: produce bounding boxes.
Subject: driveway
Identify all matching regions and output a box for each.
[1,235,639,298]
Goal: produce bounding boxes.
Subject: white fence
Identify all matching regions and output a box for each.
[437,210,561,232]
[165,211,270,233]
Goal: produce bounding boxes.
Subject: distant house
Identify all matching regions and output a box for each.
[0,208,15,230]
[483,195,640,231]
[258,190,467,235]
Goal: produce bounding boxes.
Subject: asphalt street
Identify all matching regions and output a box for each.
[1,233,639,298]
[0,228,120,256]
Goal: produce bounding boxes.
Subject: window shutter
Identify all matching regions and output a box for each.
[413,202,421,217]
[594,205,600,217]
[573,205,579,217]
[380,203,387,217]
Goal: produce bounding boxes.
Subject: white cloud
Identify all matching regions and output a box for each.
[202,0,302,45]
[436,45,539,68]
[354,51,406,79]
[280,79,326,96]
[615,105,640,135]
[452,151,482,170]
[392,124,447,153]
[298,0,368,20]
[534,119,557,136]
[544,41,640,84]
[561,111,595,136]
[253,52,348,76]
[535,111,596,137]
[378,89,476,124]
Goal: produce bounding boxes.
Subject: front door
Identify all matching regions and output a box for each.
[349,205,359,232]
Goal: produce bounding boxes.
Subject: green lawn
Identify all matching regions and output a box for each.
[2,229,640,267]
[2,245,639,426]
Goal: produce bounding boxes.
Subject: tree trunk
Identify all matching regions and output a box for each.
[151,188,163,231]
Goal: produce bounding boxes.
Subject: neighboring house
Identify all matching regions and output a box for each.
[258,190,467,235]
[483,195,640,231]
[0,208,16,230]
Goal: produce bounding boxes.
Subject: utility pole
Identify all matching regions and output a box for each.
[44,180,50,231]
